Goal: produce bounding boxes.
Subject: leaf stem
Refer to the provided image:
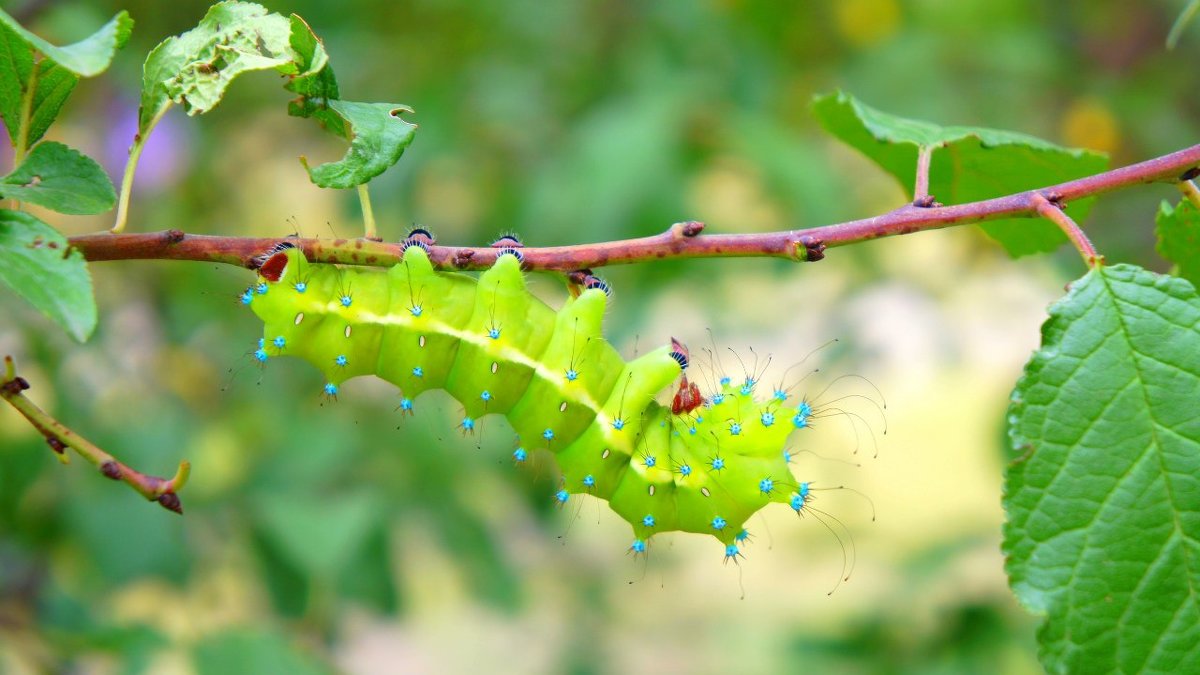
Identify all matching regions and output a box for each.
[0,355,189,513]
[1178,179,1200,211]
[70,141,1200,271]
[913,145,933,203]
[1032,193,1101,267]
[357,183,378,240]
[111,104,170,234]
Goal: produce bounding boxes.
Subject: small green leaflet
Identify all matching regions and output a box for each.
[1004,264,1200,672]
[284,14,344,139]
[0,9,131,146]
[0,141,116,214]
[301,101,417,189]
[0,211,96,342]
[812,90,1108,258]
[1156,198,1200,286]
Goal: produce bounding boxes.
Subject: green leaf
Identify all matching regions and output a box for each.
[24,61,78,146]
[283,14,345,138]
[812,90,1109,258]
[302,100,417,189]
[0,210,96,341]
[0,141,116,214]
[0,8,131,77]
[1004,263,1200,672]
[252,491,381,579]
[1156,199,1200,286]
[194,629,331,675]
[139,1,294,132]
[0,19,92,147]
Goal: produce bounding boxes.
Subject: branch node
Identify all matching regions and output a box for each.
[1181,167,1200,182]
[164,229,185,244]
[912,195,940,208]
[796,238,826,262]
[46,436,66,455]
[452,249,475,268]
[156,492,183,514]
[679,220,704,237]
[100,460,122,480]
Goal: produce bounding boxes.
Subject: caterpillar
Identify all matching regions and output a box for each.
[242,233,834,561]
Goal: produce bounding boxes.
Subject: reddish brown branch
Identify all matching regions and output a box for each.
[1,356,189,513]
[69,143,1200,272]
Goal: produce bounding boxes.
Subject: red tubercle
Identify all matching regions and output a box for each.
[259,251,289,282]
[671,375,705,415]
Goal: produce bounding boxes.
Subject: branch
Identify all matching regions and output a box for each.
[69,143,1200,272]
[1,356,189,513]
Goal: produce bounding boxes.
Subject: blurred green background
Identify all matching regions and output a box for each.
[1,0,1195,672]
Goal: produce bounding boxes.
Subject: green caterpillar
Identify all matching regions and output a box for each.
[242,235,823,560]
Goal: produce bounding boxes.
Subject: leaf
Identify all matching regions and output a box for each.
[1156,198,1200,286]
[0,210,96,341]
[0,19,94,147]
[0,8,131,77]
[283,14,345,138]
[0,141,116,214]
[24,61,78,146]
[139,1,294,132]
[1004,263,1200,672]
[252,491,381,579]
[812,90,1109,258]
[302,100,417,189]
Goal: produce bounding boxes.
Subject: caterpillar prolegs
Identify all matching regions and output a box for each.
[244,240,828,560]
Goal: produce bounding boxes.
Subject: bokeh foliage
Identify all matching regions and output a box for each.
[3,0,1198,672]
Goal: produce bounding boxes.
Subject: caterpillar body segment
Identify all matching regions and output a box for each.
[248,246,802,552]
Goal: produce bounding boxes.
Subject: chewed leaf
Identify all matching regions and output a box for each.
[0,211,96,342]
[284,14,345,139]
[1156,198,1200,286]
[812,90,1108,258]
[0,8,131,77]
[0,141,116,214]
[1004,264,1200,672]
[139,1,294,131]
[301,100,417,189]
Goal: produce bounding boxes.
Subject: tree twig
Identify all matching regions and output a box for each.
[69,142,1200,272]
[0,356,189,513]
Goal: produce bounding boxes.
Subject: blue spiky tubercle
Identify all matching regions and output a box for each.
[246,246,817,556]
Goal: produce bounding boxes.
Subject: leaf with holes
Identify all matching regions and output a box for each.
[0,141,116,214]
[812,90,1108,258]
[1157,199,1200,287]
[300,100,416,189]
[139,1,294,132]
[1004,263,1200,672]
[0,211,96,341]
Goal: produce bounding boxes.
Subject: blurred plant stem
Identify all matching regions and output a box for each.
[1,355,190,513]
